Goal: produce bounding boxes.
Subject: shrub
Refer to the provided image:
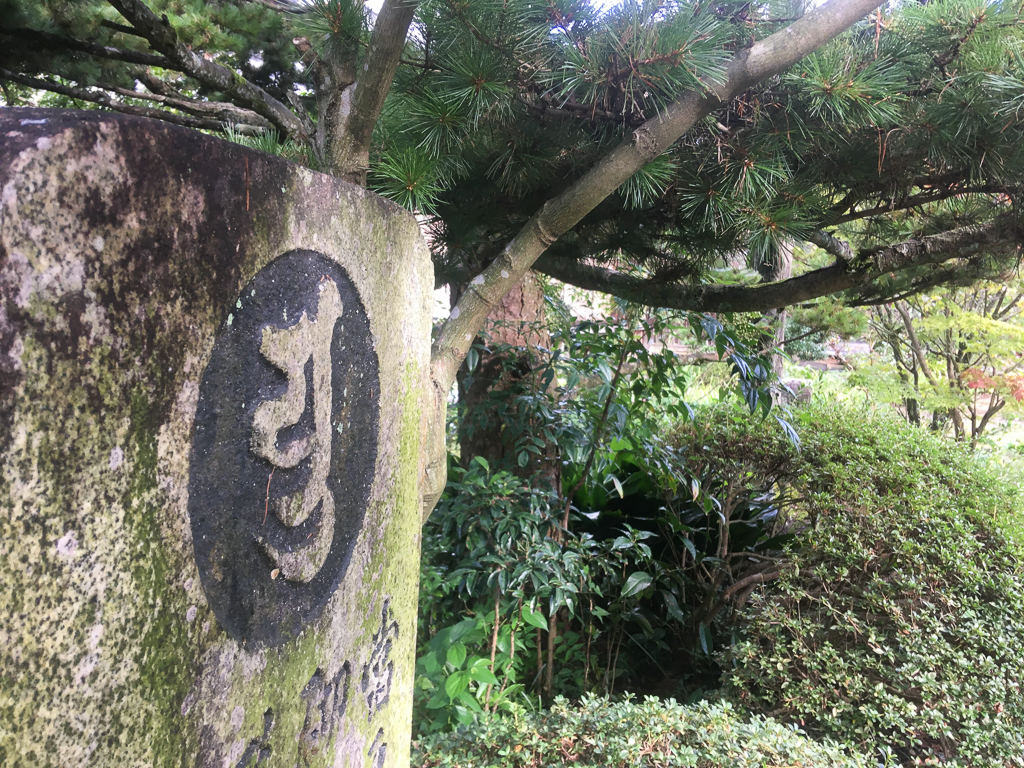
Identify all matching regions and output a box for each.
[412,694,870,767]
[674,405,1024,766]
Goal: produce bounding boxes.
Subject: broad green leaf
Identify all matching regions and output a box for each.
[522,605,547,630]
[662,591,687,624]
[610,474,624,498]
[698,622,713,655]
[621,571,653,598]
[469,666,500,685]
[446,642,467,669]
[457,689,483,712]
[445,670,470,701]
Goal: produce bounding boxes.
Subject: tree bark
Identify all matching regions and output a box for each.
[457,272,554,474]
[325,0,420,182]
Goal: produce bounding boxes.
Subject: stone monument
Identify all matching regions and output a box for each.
[0,109,433,766]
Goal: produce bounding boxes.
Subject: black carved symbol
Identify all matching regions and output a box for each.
[189,250,380,647]
[234,709,275,768]
[362,599,399,721]
[368,728,387,768]
[298,663,352,765]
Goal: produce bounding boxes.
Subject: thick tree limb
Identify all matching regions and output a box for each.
[326,0,419,181]
[848,259,1006,306]
[0,69,263,133]
[106,0,307,139]
[807,229,854,261]
[531,212,1022,313]
[721,570,782,603]
[0,27,176,69]
[430,0,886,393]
[421,0,886,516]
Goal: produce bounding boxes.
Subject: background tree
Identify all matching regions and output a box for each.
[856,276,1024,446]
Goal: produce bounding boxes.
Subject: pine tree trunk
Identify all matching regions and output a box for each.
[457,272,558,486]
[756,241,794,380]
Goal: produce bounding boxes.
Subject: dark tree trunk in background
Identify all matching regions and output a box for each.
[457,272,557,484]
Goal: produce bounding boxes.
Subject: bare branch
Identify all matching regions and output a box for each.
[249,0,303,11]
[0,27,176,69]
[895,302,939,387]
[0,68,263,133]
[106,84,274,128]
[100,19,146,37]
[721,570,782,602]
[833,183,1011,224]
[106,0,307,140]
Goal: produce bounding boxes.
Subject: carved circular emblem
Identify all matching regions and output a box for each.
[188,250,380,647]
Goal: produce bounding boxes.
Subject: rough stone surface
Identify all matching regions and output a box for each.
[0,108,433,767]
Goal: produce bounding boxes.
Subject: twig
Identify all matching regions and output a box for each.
[263,467,275,524]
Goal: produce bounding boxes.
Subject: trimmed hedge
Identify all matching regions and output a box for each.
[674,405,1024,766]
[413,694,869,767]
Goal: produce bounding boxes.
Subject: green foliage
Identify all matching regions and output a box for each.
[222,125,322,171]
[10,1,1024,310]
[855,279,1024,444]
[291,0,367,62]
[415,460,579,731]
[675,404,1024,765]
[412,694,871,767]
[416,310,800,734]
[782,318,827,362]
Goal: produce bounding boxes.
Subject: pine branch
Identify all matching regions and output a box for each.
[530,212,1022,313]
[521,93,645,127]
[421,0,887,516]
[429,0,886,394]
[441,0,501,50]
[105,0,308,140]
[0,27,176,69]
[0,68,262,133]
[833,184,1011,224]
[326,0,419,182]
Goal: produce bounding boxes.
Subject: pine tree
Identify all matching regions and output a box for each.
[8,0,983,506]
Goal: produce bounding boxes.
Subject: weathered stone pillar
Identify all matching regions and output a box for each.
[0,109,432,767]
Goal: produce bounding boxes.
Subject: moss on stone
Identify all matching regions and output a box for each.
[1,109,433,767]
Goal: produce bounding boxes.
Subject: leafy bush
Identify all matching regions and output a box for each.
[671,405,1024,766]
[415,312,791,734]
[412,694,870,767]
[782,317,828,362]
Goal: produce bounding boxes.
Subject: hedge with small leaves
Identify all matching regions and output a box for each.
[675,405,1024,766]
[412,694,869,767]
